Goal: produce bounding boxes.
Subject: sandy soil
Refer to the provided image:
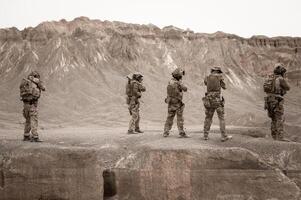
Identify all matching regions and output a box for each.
[0,125,264,146]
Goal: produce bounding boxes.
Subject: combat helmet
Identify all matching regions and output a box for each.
[273,63,287,76]
[132,72,143,80]
[172,68,185,79]
[28,70,40,79]
[211,66,223,73]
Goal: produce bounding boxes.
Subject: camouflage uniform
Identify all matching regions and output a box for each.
[23,101,39,139]
[163,68,188,137]
[203,67,230,141]
[128,77,146,133]
[265,66,290,140]
[21,71,45,141]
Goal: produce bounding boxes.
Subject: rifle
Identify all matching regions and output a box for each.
[126,75,132,84]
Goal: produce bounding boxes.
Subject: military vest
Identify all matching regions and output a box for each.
[206,74,222,93]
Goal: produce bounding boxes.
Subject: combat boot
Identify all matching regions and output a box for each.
[203,132,209,140]
[278,138,291,142]
[179,132,189,138]
[277,135,291,142]
[23,135,31,141]
[163,131,169,137]
[127,130,137,134]
[221,135,232,142]
[31,137,43,142]
[271,132,277,140]
[276,132,290,142]
[135,129,144,133]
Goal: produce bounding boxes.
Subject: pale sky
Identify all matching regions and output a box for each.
[0,0,300,38]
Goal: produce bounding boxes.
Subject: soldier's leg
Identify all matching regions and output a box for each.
[135,104,140,126]
[176,104,185,134]
[128,103,139,132]
[274,115,284,140]
[270,116,277,140]
[275,100,285,140]
[216,106,226,137]
[134,112,142,132]
[267,101,277,139]
[128,105,133,132]
[23,103,31,138]
[29,104,39,139]
[164,105,176,133]
[134,104,143,133]
[203,108,215,137]
[135,112,140,129]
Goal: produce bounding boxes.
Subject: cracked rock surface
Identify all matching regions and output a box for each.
[0,127,301,200]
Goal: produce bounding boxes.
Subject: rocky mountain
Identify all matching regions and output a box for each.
[0,16,300,130]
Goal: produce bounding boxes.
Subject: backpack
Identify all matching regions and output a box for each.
[167,81,179,98]
[125,77,133,104]
[263,74,275,93]
[126,77,133,97]
[19,78,40,101]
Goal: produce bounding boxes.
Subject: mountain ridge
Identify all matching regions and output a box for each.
[1,16,301,48]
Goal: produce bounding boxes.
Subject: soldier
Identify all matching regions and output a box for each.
[126,72,146,134]
[264,63,290,141]
[202,67,232,142]
[19,71,46,142]
[163,68,188,138]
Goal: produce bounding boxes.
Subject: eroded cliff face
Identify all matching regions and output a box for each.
[1,129,301,200]
[114,149,300,200]
[0,146,103,200]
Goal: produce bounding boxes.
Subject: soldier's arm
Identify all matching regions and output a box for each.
[220,76,226,90]
[38,80,46,91]
[180,83,187,92]
[178,81,188,92]
[280,77,290,91]
[31,77,46,91]
[204,76,208,86]
[139,83,146,92]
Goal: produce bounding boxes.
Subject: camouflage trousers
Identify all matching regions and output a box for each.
[23,101,39,139]
[164,102,185,134]
[265,96,285,140]
[128,99,140,132]
[203,106,226,137]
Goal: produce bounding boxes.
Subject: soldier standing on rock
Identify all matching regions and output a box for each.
[202,67,232,142]
[264,63,290,141]
[126,72,146,134]
[19,71,46,142]
[163,68,189,138]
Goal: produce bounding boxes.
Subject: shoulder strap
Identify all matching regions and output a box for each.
[26,77,39,86]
